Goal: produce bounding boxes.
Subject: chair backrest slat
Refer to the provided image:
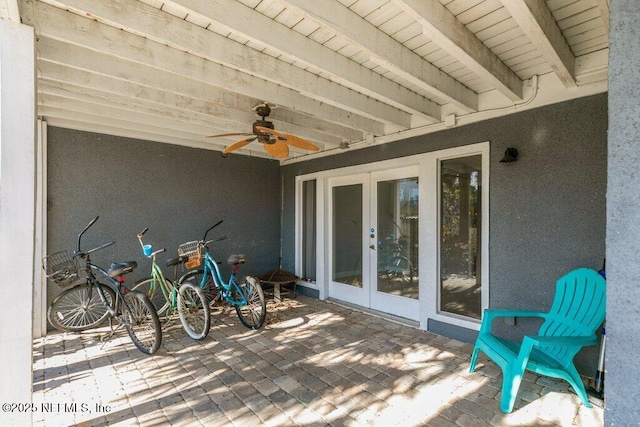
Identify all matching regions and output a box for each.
[537,268,606,364]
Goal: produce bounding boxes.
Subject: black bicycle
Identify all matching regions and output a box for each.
[44,217,162,355]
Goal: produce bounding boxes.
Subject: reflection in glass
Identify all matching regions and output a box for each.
[440,156,482,319]
[376,178,419,299]
[332,184,363,287]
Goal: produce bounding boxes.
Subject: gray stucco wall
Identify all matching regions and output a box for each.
[281,93,608,376]
[606,1,640,424]
[46,127,282,318]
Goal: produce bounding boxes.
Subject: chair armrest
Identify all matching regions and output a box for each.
[479,309,547,334]
[523,335,599,348]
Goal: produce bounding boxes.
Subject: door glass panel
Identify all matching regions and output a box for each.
[332,184,363,287]
[440,156,482,319]
[376,177,419,299]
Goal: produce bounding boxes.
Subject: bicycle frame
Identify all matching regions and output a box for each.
[154,262,177,304]
[180,220,266,330]
[200,250,248,306]
[137,228,180,308]
[73,239,136,326]
[86,261,122,315]
[184,220,248,307]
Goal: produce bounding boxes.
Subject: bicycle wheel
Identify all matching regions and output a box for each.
[47,283,115,332]
[130,276,173,318]
[234,277,267,329]
[177,282,211,340]
[179,270,218,306]
[123,291,162,355]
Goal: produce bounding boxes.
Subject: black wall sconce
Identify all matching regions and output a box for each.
[500,148,519,163]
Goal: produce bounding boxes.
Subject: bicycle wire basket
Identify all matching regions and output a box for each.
[178,241,202,269]
[43,250,79,288]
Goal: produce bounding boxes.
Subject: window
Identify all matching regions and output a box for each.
[439,155,482,319]
[301,179,316,281]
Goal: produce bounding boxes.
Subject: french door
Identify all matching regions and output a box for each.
[328,166,420,320]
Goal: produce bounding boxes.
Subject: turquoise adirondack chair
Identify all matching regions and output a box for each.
[469,268,606,413]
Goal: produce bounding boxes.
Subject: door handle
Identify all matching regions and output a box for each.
[369,245,376,250]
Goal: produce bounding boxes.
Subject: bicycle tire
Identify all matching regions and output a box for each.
[177,282,211,340]
[130,276,173,318]
[234,277,267,329]
[123,291,162,355]
[47,282,115,332]
[179,269,218,306]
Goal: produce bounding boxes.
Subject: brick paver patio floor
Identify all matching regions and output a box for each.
[33,296,604,426]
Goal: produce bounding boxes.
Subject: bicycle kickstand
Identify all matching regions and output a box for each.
[98,317,116,349]
[99,316,124,349]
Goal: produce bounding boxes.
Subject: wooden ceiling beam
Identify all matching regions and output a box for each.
[42,115,273,159]
[26,1,385,135]
[0,0,19,21]
[165,0,440,123]
[36,0,411,129]
[41,77,343,146]
[277,0,478,113]
[38,36,361,141]
[393,0,523,102]
[500,0,577,88]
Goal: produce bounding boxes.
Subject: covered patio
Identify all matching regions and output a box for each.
[33,296,603,426]
[1,1,639,426]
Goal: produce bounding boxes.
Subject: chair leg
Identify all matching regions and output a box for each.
[500,365,524,413]
[469,347,480,373]
[563,364,593,408]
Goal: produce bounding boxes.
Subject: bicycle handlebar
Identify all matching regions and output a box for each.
[74,240,115,258]
[150,248,166,258]
[203,236,227,247]
[77,216,100,253]
[136,228,167,258]
[137,227,149,239]
[202,220,223,242]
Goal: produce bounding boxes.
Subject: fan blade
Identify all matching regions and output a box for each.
[263,141,289,158]
[206,132,254,139]
[222,137,257,155]
[255,126,320,152]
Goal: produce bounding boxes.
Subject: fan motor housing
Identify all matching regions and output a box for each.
[253,120,274,132]
[253,120,276,144]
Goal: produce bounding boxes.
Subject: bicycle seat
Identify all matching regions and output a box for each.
[166,255,189,267]
[107,261,137,277]
[227,254,246,265]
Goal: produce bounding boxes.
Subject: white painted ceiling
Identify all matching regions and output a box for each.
[18,0,609,161]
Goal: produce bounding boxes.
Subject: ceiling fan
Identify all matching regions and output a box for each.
[207,103,320,158]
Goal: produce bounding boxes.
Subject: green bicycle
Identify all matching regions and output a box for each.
[131,228,211,340]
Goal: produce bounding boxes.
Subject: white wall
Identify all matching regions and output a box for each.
[0,18,36,426]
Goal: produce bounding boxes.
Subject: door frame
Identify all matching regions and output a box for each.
[294,142,489,331]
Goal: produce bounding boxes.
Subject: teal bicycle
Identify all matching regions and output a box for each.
[179,220,267,329]
[131,228,211,340]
